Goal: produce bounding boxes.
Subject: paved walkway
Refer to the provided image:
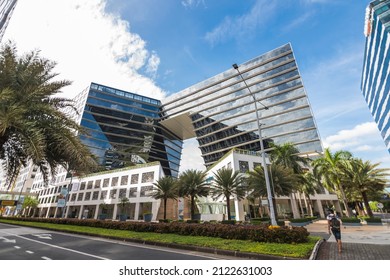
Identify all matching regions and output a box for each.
[304,219,390,260]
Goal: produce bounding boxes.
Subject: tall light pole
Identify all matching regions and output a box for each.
[232,63,277,226]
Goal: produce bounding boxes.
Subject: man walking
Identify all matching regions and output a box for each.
[327,209,342,253]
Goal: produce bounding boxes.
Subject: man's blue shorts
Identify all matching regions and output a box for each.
[331,228,341,240]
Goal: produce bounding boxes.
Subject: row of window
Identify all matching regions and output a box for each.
[77,172,154,191]
[38,186,153,205]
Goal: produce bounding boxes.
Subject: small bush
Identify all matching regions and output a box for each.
[1,216,309,244]
[363,217,382,223]
[221,220,236,225]
[289,218,310,223]
[341,218,361,223]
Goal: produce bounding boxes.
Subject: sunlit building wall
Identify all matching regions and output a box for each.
[361,0,390,153]
[0,0,17,41]
[162,43,323,168]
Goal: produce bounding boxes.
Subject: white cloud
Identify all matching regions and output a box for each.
[181,0,205,9]
[204,0,277,47]
[3,0,166,100]
[323,122,384,152]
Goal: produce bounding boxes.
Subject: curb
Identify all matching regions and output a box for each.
[309,238,326,260]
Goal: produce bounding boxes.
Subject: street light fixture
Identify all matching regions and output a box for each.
[232,63,277,226]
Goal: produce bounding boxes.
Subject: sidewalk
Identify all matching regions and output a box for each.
[305,220,390,260]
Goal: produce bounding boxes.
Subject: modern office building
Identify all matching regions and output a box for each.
[1,43,325,219]
[0,0,17,41]
[71,83,183,178]
[361,0,390,153]
[162,43,323,168]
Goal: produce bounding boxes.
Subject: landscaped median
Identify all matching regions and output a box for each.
[0,217,320,259]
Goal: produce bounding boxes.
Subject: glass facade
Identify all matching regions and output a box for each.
[0,0,17,41]
[162,43,323,168]
[76,83,182,177]
[73,44,322,175]
[362,0,390,153]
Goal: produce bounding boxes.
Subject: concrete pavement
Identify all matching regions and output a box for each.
[304,219,390,260]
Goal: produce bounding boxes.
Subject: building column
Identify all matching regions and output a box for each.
[113,204,118,220]
[134,203,140,221]
[290,194,300,218]
[316,200,325,218]
[234,199,245,221]
[78,205,84,219]
[94,205,99,219]
[54,207,59,218]
[45,207,50,218]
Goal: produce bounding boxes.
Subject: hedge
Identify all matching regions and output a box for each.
[2,217,309,244]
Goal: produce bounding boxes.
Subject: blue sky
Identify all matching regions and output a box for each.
[3,0,390,172]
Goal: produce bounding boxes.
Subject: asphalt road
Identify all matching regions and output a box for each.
[0,223,222,260]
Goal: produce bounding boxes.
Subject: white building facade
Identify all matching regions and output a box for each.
[202,149,340,221]
[34,162,164,222]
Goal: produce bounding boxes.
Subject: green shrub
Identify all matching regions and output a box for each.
[289,218,310,223]
[221,220,236,225]
[1,216,309,244]
[362,217,382,223]
[341,218,361,223]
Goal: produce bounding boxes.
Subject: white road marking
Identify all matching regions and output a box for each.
[14,234,109,260]
[26,250,34,254]
[42,256,52,260]
[32,233,52,240]
[14,246,21,249]
[0,236,16,243]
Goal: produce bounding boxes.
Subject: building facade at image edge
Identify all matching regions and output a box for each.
[1,43,326,220]
[362,0,390,154]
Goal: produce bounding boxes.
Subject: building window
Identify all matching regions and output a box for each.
[71,193,77,202]
[110,189,117,199]
[92,191,99,200]
[84,192,91,201]
[95,180,101,188]
[140,186,153,197]
[253,162,262,170]
[80,182,86,191]
[141,172,154,183]
[119,188,127,198]
[111,177,118,187]
[239,161,249,173]
[100,190,107,200]
[77,193,84,201]
[120,175,128,186]
[131,174,139,184]
[129,187,137,198]
[103,178,109,188]
[87,181,93,189]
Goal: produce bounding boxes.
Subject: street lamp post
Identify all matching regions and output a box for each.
[232,63,277,226]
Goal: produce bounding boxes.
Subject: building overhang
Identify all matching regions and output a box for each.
[160,112,196,140]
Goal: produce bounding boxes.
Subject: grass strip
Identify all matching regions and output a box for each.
[0,219,319,259]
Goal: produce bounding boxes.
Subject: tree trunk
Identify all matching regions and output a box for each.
[339,185,352,217]
[306,194,314,217]
[190,195,195,220]
[163,198,167,220]
[361,191,374,218]
[226,196,231,220]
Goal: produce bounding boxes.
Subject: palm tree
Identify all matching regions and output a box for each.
[0,41,97,186]
[211,168,245,220]
[150,176,178,220]
[342,158,389,218]
[269,142,310,174]
[312,148,353,217]
[246,164,298,218]
[298,170,322,217]
[177,169,209,220]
